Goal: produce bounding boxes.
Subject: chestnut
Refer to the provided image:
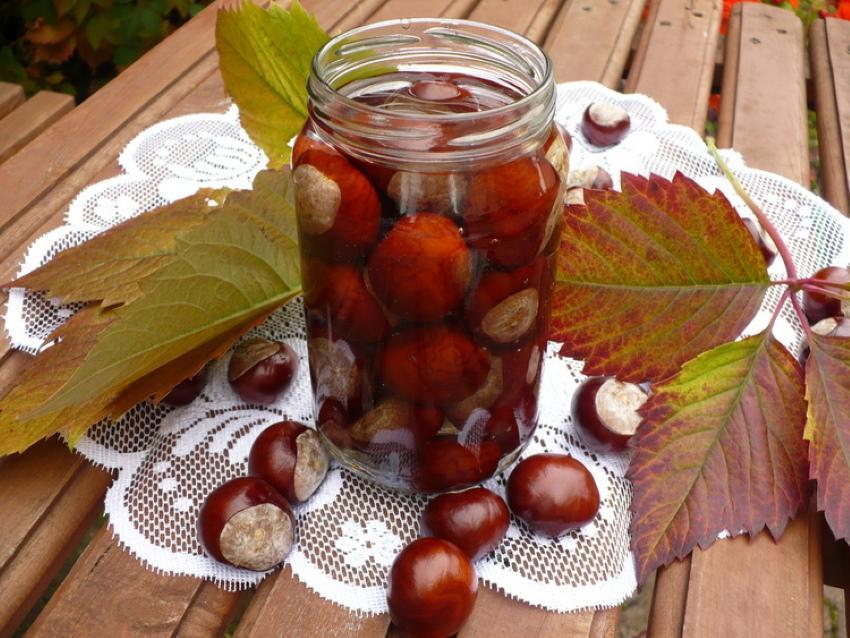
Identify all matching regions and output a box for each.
[741,218,778,267]
[581,102,631,146]
[507,454,599,537]
[386,171,468,216]
[571,376,648,452]
[566,165,614,191]
[248,421,329,504]
[349,398,443,452]
[162,367,208,406]
[420,487,510,561]
[413,437,501,493]
[228,337,298,405]
[197,477,294,571]
[544,123,570,180]
[387,537,478,638]
[799,316,850,363]
[803,265,850,324]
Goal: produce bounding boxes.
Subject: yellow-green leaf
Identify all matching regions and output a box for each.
[32,204,301,416]
[8,189,227,307]
[216,0,329,168]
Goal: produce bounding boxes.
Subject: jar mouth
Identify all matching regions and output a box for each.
[307,18,555,170]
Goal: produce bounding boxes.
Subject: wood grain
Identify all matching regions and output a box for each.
[234,566,391,638]
[625,0,722,131]
[0,82,26,119]
[0,458,110,636]
[810,17,850,215]
[467,0,561,39]
[544,0,647,87]
[647,558,689,638]
[0,92,75,164]
[458,586,594,638]
[717,3,809,184]
[173,582,250,637]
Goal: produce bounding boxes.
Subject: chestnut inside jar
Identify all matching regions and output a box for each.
[294,19,565,492]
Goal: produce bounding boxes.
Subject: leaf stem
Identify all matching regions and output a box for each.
[769,288,792,329]
[705,138,797,281]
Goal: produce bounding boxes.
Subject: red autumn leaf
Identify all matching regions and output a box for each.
[628,331,808,583]
[552,172,770,382]
[806,333,850,540]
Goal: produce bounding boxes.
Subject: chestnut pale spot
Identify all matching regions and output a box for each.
[481,288,539,344]
[545,132,569,179]
[293,164,341,235]
[446,357,503,424]
[387,172,468,216]
[308,337,359,401]
[350,398,416,448]
[294,430,330,502]
[588,102,629,128]
[596,378,647,437]
[219,503,292,571]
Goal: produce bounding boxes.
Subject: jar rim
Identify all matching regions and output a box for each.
[309,17,554,123]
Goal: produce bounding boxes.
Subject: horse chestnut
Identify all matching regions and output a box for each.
[444,357,503,425]
[367,213,471,322]
[741,218,778,267]
[379,325,490,406]
[414,437,501,493]
[571,376,648,452]
[465,258,545,345]
[420,487,509,561]
[507,454,599,537]
[228,338,298,405]
[803,266,850,324]
[386,171,468,216]
[198,477,294,571]
[293,147,380,259]
[349,398,443,451]
[162,367,208,406]
[581,102,631,146]
[464,155,561,268]
[303,263,389,343]
[308,336,363,405]
[387,537,478,638]
[544,124,570,180]
[248,421,329,504]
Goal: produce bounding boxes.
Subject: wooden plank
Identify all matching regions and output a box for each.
[543,0,647,87]
[0,82,25,119]
[0,92,75,164]
[810,18,850,215]
[647,5,820,638]
[368,0,477,21]
[458,586,594,638]
[0,438,84,566]
[716,2,808,185]
[0,456,110,636]
[0,2,219,247]
[234,567,390,638]
[467,0,562,39]
[624,0,722,131]
[646,558,689,638]
[24,527,208,637]
[173,582,250,637]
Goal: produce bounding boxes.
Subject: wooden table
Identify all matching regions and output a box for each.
[1,1,849,636]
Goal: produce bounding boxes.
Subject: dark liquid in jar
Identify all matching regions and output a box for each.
[293,72,567,492]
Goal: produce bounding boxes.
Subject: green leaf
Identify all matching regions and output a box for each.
[32,203,300,416]
[0,170,300,452]
[553,172,770,382]
[85,12,116,49]
[628,332,808,583]
[216,0,329,168]
[9,190,228,307]
[805,333,850,541]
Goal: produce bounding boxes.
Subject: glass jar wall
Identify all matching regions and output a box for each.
[292,18,568,492]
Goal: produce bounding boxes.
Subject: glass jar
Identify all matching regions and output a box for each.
[292,18,568,492]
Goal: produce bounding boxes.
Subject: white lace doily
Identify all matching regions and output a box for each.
[6,82,850,614]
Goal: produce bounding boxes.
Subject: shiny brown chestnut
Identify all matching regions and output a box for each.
[507,454,599,537]
[581,102,631,146]
[387,537,478,638]
[248,421,329,503]
[802,266,850,325]
[741,218,778,267]
[197,477,294,571]
[162,367,208,406]
[571,376,648,452]
[420,487,510,561]
[228,337,298,405]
